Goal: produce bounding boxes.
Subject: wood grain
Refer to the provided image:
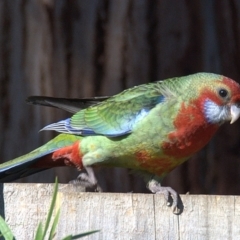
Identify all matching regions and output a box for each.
[2,183,240,240]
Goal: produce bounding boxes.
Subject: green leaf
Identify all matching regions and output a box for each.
[42,177,59,239]
[34,222,43,240]
[61,236,72,240]
[71,230,100,239]
[61,230,100,240]
[48,208,61,240]
[0,178,100,240]
[0,215,14,240]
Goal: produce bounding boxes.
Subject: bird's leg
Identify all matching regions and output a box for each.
[69,167,102,192]
[147,179,180,214]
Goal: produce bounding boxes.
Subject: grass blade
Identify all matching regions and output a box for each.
[48,208,61,240]
[0,215,14,240]
[61,230,100,239]
[34,222,43,240]
[42,177,59,239]
[71,230,100,239]
[61,236,71,240]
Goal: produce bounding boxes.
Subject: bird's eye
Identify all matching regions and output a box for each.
[218,88,228,98]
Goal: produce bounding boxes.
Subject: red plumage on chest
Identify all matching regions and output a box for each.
[162,98,218,159]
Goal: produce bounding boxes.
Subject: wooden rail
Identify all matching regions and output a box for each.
[1,183,240,239]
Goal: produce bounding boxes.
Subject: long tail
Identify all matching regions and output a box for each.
[26,96,109,113]
[0,134,83,182]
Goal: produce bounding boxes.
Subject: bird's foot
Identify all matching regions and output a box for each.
[69,167,102,192]
[147,179,181,214]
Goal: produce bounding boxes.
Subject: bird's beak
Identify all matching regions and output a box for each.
[230,104,240,124]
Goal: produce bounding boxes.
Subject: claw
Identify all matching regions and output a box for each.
[147,179,181,214]
[69,167,102,192]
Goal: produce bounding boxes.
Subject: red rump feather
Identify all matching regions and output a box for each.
[32,141,83,170]
[52,141,83,169]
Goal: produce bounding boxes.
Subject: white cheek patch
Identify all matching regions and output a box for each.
[203,100,230,124]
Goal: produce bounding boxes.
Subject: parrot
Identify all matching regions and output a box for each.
[1,72,240,213]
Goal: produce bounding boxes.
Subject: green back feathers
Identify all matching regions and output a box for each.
[42,72,224,137]
[70,83,165,136]
[70,72,224,135]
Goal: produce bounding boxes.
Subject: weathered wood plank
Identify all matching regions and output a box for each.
[2,183,240,240]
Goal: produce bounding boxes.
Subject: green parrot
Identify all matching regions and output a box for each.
[1,72,240,212]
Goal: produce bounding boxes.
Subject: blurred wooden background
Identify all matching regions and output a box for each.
[1,0,240,195]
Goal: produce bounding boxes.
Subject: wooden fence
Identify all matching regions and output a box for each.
[1,183,240,239]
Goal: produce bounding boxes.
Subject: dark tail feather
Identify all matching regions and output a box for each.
[26,96,109,113]
[0,152,69,182]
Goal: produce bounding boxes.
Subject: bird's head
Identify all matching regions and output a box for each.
[197,74,240,125]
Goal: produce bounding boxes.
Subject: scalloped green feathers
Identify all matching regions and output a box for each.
[41,82,166,136]
[41,72,225,137]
